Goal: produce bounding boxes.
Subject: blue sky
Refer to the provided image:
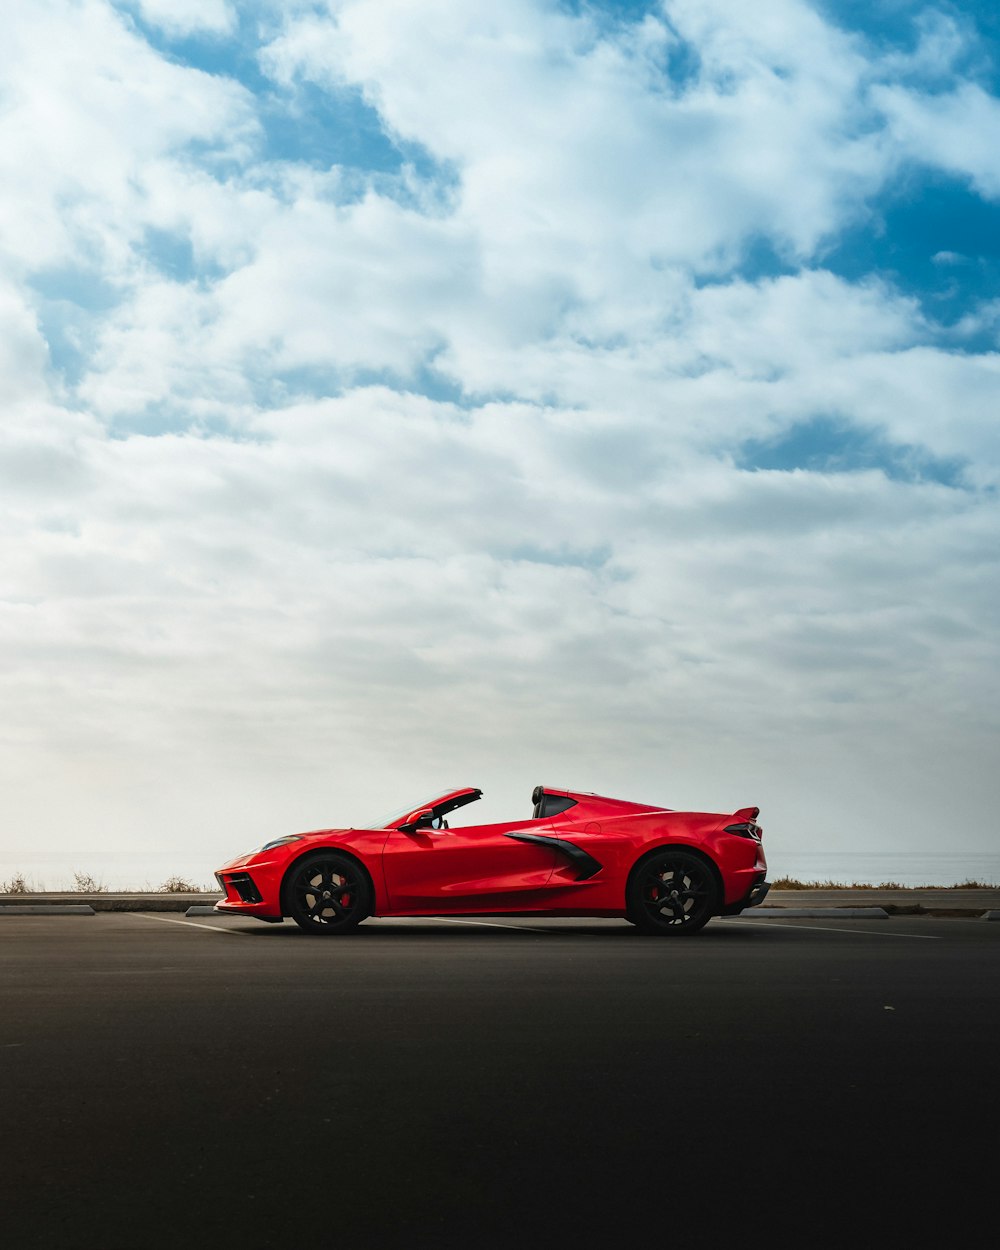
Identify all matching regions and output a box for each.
[1,1,999,875]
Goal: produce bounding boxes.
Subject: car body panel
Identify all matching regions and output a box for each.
[382,820,559,911]
[214,785,768,925]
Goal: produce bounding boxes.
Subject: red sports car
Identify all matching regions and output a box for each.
[215,785,769,935]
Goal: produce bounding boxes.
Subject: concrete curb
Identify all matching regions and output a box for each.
[0,904,96,915]
[983,910,1000,921]
[185,905,221,916]
[741,907,890,919]
[0,894,222,913]
[770,889,1000,909]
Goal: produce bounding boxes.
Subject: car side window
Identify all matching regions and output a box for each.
[535,795,576,819]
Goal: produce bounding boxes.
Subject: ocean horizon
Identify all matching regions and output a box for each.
[1,847,997,892]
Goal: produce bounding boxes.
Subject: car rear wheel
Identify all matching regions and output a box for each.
[627,850,719,935]
[285,853,371,935]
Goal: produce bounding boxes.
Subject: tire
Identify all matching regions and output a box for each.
[285,852,372,935]
[626,849,719,936]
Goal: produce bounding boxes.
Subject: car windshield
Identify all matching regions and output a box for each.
[367,785,480,825]
[367,791,464,830]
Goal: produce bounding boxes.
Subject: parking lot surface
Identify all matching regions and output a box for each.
[1,912,997,1247]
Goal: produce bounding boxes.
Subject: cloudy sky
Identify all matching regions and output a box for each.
[2,0,999,879]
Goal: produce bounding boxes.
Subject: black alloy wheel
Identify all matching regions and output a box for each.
[285,853,371,935]
[627,850,719,935]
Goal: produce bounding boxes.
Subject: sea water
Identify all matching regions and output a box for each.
[764,850,1000,887]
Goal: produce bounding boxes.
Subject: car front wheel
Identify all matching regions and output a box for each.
[627,850,719,935]
[285,853,371,935]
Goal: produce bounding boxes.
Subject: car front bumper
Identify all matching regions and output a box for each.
[215,865,284,921]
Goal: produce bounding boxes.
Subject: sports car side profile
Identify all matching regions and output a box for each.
[216,786,769,935]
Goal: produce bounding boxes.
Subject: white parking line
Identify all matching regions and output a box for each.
[427,917,553,934]
[130,913,246,936]
[127,912,939,941]
[722,919,939,940]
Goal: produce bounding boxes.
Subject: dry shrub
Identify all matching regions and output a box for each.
[771,876,848,890]
[772,876,996,891]
[160,876,209,893]
[72,871,108,893]
[772,876,907,890]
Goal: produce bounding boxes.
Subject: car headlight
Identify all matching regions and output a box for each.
[257,835,305,852]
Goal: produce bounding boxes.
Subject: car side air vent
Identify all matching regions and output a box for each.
[227,872,262,904]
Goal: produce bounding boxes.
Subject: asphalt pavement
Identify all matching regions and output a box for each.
[1,912,997,1247]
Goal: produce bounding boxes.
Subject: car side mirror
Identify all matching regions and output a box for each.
[400,808,436,833]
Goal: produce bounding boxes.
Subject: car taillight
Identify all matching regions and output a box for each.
[724,822,763,841]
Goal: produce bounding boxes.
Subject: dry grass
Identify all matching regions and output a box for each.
[3,875,216,895]
[1,872,215,894]
[772,876,904,889]
[159,876,212,893]
[72,871,108,893]
[772,875,996,890]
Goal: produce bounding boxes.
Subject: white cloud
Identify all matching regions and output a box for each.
[0,283,52,404]
[262,0,889,279]
[874,80,1000,198]
[127,0,237,38]
[0,0,257,278]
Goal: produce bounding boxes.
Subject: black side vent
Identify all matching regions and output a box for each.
[227,872,262,904]
[505,833,603,881]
